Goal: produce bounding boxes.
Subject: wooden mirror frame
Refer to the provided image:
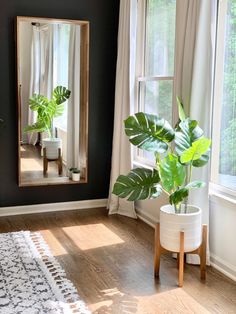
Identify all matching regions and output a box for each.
[16,16,89,186]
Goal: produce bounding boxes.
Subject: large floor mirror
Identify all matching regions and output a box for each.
[16,16,89,186]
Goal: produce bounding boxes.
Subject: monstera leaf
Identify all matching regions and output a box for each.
[159,153,186,193]
[124,112,175,153]
[53,86,71,105]
[180,137,211,163]
[24,86,71,137]
[24,121,46,133]
[185,181,205,189]
[192,152,210,167]
[112,168,162,201]
[169,180,205,206]
[47,101,65,118]
[29,94,48,111]
[175,118,204,155]
[169,188,189,206]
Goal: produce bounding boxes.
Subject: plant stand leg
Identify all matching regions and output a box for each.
[200,224,207,280]
[58,148,62,176]
[154,223,161,277]
[178,231,185,287]
[43,148,48,176]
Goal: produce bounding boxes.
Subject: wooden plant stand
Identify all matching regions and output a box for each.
[43,147,63,176]
[154,223,207,287]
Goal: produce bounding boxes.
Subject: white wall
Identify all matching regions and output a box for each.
[19,22,32,143]
[209,196,236,280]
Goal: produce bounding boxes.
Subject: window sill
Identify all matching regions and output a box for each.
[209,182,236,205]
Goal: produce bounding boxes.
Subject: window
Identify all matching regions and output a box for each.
[211,0,236,193]
[53,24,70,131]
[135,0,176,165]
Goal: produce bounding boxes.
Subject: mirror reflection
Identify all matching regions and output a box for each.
[17,17,89,186]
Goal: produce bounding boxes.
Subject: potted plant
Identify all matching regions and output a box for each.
[112,99,211,253]
[69,168,80,181]
[24,86,71,160]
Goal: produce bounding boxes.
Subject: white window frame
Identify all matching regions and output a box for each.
[133,0,177,168]
[210,0,236,200]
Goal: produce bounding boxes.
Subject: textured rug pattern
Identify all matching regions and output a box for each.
[0,231,90,314]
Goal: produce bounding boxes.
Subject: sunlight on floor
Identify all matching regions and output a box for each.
[40,230,68,256]
[90,287,210,314]
[62,224,124,250]
[21,158,42,171]
[136,288,210,314]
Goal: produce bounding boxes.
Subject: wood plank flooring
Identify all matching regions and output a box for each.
[20,144,80,186]
[0,208,235,313]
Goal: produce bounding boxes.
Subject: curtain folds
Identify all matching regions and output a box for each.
[67,25,81,171]
[28,25,55,144]
[107,0,137,218]
[28,26,40,145]
[175,0,216,264]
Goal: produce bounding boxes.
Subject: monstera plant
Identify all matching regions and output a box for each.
[113,99,211,274]
[24,86,71,160]
[113,99,211,254]
[24,86,71,138]
[112,99,211,213]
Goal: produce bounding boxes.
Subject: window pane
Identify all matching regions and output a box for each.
[139,80,173,122]
[139,80,173,161]
[54,24,70,131]
[145,0,176,76]
[219,0,236,190]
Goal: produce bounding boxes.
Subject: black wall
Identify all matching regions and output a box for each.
[0,0,120,207]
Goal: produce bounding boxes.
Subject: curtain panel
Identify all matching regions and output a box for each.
[175,0,217,264]
[107,0,138,218]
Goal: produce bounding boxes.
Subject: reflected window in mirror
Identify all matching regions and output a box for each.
[17,17,89,186]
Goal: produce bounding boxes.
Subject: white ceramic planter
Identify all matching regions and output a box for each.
[42,138,62,160]
[72,173,80,181]
[160,204,202,253]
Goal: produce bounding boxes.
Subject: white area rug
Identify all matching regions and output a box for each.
[0,231,90,314]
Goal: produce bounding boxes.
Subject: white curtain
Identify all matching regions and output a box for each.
[28,24,55,144]
[28,25,40,145]
[107,0,138,218]
[175,0,216,264]
[67,25,81,170]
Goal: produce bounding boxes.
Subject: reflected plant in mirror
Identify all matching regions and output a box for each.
[17,16,89,186]
[24,86,71,138]
[24,86,71,161]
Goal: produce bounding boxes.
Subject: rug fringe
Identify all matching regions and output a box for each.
[26,231,90,314]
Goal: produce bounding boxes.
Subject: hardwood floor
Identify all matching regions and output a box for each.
[0,208,235,313]
[20,144,83,186]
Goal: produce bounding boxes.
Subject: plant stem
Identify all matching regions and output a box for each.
[50,119,54,139]
[184,162,193,213]
[189,162,193,183]
[175,203,181,214]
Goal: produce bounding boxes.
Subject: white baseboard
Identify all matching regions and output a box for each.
[136,208,157,228]
[210,253,236,282]
[0,199,108,217]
